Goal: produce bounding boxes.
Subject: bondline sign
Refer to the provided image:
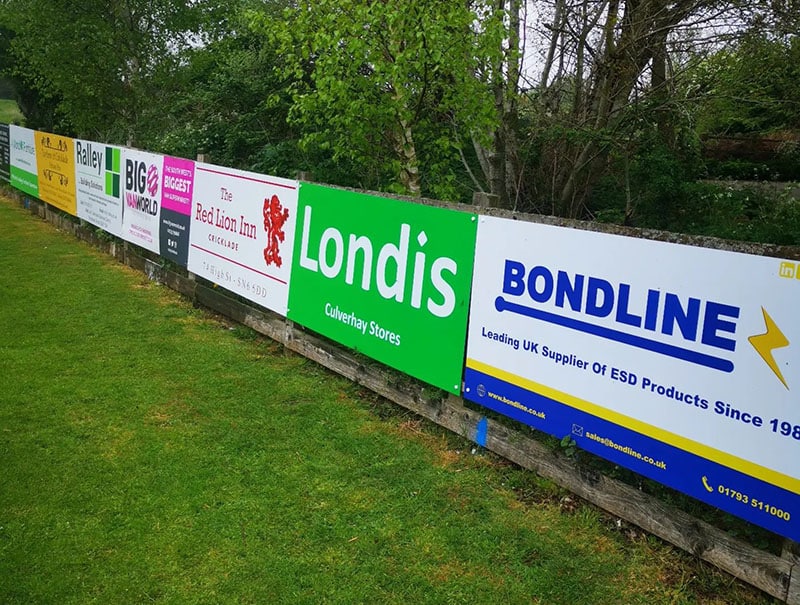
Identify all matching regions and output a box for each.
[464,217,799,541]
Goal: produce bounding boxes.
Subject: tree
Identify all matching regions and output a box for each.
[519,0,765,218]
[146,15,297,174]
[0,0,229,142]
[0,25,60,129]
[471,0,525,209]
[265,0,504,198]
[690,33,800,136]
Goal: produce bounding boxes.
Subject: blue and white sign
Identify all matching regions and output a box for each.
[464,216,799,541]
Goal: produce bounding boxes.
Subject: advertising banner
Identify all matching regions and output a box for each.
[187,163,298,314]
[9,125,38,197]
[0,124,9,182]
[121,149,163,254]
[288,183,477,394]
[74,139,123,237]
[160,156,195,267]
[464,217,800,540]
[35,130,77,215]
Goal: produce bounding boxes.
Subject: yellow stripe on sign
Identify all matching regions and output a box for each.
[466,358,800,495]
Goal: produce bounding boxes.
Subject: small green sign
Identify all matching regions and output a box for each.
[10,165,39,198]
[288,183,477,394]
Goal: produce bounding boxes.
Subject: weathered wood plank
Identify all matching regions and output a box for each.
[241,308,291,345]
[163,270,196,299]
[143,259,163,283]
[784,540,800,605]
[125,252,146,274]
[195,284,248,322]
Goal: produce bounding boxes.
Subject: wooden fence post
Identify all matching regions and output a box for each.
[186,152,209,283]
[783,540,800,604]
[472,190,516,210]
[472,191,500,208]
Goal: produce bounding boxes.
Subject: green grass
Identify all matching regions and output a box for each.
[0,99,24,125]
[0,195,774,604]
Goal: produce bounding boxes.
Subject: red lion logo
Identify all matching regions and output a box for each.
[263,194,290,267]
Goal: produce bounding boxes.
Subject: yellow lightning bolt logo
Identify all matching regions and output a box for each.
[748,307,790,390]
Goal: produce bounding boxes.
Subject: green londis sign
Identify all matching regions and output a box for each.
[288,183,477,394]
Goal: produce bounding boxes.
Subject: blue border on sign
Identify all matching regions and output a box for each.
[464,366,798,542]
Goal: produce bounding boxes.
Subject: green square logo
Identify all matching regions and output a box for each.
[104,147,121,196]
[105,172,120,197]
[105,147,120,172]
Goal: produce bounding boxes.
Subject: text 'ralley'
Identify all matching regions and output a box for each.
[75,141,103,175]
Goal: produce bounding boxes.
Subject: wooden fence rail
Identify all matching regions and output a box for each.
[7,189,799,604]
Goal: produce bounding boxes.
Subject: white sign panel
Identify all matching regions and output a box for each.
[75,139,123,237]
[187,164,298,315]
[121,149,163,253]
[9,125,38,197]
[464,216,799,541]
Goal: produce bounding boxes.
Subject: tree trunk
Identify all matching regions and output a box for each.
[505,0,522,208]
[396,117,421,197]
[651,29,673,145]
[488,0,508,207]
[551,0,686,217]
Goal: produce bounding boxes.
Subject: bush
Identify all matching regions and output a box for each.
[643,181,800,245]
[590,139,800,245]
[689,183,800,245]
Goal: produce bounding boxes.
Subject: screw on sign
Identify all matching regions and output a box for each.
[263,195,290,268]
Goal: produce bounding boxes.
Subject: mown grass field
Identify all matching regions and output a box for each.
[0,99,24,125]
[0,194,774,604]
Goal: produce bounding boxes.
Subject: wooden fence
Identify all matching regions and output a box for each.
[6,187,800,604]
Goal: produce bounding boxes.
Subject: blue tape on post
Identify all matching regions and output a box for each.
[475,416,488,447]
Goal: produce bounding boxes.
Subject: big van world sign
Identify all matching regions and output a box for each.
[464,217,799,541]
